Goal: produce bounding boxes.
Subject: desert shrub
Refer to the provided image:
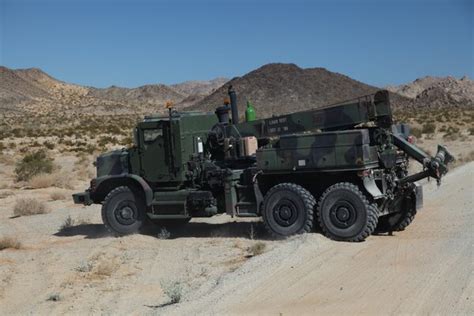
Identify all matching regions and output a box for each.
[46,293,61,302]
[464,150,474,162]
[13,198,48,216]
[161,280,183,304]
[28,172,73,189]
[43,141,55,150]
[157,227,171,239]
[98,136,118,147]
[60,216,75,230]
[15,150,54,181]
[29,173,56,188]
[0,236,21,250]
[0,142,4,152]
[443,132,460,141]
[95,259,119,277]
[469,127,474,136]
[410,127,422,138]
[122,135,133,146]
[443,126,461,141]
[50,190,67,201]
[248,241,266,256]
[51,172,74,190]
[0,191,14,199]
[84,144,97,154]
[76,260,93,273]
[421,123,436,134]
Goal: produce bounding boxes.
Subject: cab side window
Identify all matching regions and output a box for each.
[143,129,162,143]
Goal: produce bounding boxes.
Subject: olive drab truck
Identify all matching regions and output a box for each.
[73,87,453,241]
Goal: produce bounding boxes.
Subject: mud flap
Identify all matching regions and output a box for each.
[363,176,384,199]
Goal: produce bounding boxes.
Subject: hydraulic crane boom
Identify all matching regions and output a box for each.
[227,90,393,139]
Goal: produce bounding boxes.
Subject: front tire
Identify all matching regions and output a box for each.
[262,183,315,238]
[101,186,147,235]
[317,182,378,242]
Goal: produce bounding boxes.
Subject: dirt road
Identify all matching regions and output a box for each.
[0,163,472,315]
[167,162,473,315]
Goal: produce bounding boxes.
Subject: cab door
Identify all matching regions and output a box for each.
[139,121,171,182]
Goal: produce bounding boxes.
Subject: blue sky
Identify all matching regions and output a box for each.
[1,0,472,88]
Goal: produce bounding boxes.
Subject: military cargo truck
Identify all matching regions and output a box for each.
[73,87,453,241]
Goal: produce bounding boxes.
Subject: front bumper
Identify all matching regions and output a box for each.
[72,191,93,206]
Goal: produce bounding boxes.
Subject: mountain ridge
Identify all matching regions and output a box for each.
[1,64,472,115]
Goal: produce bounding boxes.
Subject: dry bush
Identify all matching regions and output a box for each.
[443,132,460,141]
[410,127,422,138]
[15,150,54,181]
[60,216,75,230]
[50,190,67,201]
[74,154,95,180]
[28,173,55,188]
[13,198,48,217]
[0,153,15,165]
[456,150,474,166]
[0,236,22,250]
[75,260,93,273]
[51,172,75,190]
[160,280,183,304]
[421,123,436,134]
[46,293,61,302]
[466,150,474,162]
[0,191,14,199]
[28,172,74,190]
[94,259,119,277]
[248,241,266,256]
[43,141,55,150]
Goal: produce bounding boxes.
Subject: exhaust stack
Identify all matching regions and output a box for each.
[228,85,238,124]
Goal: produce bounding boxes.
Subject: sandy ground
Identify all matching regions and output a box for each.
[0,163,472,315]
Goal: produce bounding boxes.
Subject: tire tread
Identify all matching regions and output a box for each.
[316,182,378,242]
[263,183,315,238]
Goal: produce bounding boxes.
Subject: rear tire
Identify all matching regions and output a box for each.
[376,198,417,233]
[317,182,378,242]
[262,183,315,238]
[101,186,147,235]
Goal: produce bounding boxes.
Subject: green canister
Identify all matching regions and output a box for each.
[245,101,256,122]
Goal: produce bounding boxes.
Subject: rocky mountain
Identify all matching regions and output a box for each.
[386,76,474,108]
[87,84,185,106]
[1,64,472,115]
[171,78,228,96]
[0,66,112,113]
[0,66,58,108]
[0,66,224,113]
[191,63,387,117]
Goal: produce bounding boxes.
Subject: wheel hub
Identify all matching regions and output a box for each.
[329,201,357,228]
[114,201,137,226]
[120,206,134,219]
[336,207,350,221]
[273,199,298,227]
